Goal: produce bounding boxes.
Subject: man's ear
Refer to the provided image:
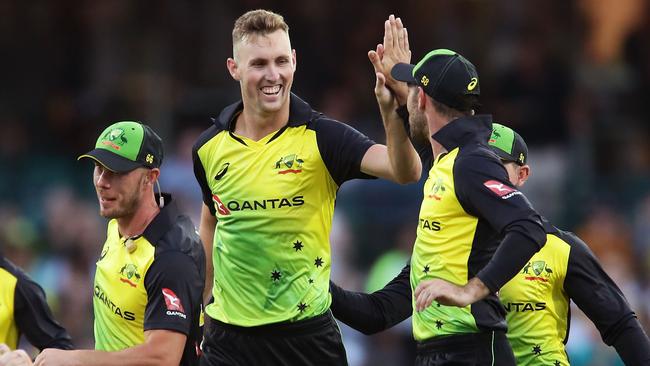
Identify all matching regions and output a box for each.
[518,165,530,186]
[148,168,161,185]
[417,87,427,110]
[227,58,239,81]
[292,49,297,71]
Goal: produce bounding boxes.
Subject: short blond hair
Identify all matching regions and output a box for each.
[232,9,289,46]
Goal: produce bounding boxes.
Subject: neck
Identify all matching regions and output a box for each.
[427,111,453,159]
[235,101,290,141]
[117,198,160,238]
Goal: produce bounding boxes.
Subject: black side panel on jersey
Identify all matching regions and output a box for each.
[310,118,377,186]
[3,259,73,350]
[192,124,226,216]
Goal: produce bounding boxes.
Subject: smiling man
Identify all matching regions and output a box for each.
[192,9,421,366]
[35,121,205,366]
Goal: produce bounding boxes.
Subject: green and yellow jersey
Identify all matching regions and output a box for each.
[501,220,650,365]
[192,93,375,326]
[410,115,546,341]
[93,195,204,366]
[0,255,72,350]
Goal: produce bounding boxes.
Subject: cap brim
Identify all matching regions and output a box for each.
[391,63,417,83]
[77,149,142,173]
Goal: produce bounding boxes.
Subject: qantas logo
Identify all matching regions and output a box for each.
[212,194,230,215]
[162,288,187,319]
[483,180,522,199]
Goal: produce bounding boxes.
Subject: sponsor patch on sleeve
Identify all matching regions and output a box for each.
[162,288,187,319]
[483,180,521,199]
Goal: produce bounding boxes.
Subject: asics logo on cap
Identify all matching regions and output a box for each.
[467,77,478,91]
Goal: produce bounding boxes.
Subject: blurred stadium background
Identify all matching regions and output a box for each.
[1,0,648,365]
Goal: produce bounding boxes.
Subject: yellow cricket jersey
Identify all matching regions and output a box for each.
[192,93,375,326]
[93,195,204,366]
[0,256,72,350]
[410,115,546,341]
[500,220,645,365]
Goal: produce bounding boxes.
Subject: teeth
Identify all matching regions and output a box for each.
[261,85,281,94]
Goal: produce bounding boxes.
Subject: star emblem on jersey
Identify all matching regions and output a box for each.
[118,264,141,287]
[435,320,443,329]
[532,345,542,356]
[522,260,553,282]
[271,270,282,282]
[308,278,314,284]
[553,361,560,366]
[423,265,430,274]
[293,240,304,251]
[314,257,324,268]
[274,154,304,174]
[297,302,308,313]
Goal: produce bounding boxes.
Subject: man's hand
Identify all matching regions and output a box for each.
[33,349,74,366]
[0,345,33,366]
[414,277,491,311]
[374,72,397,114]
[368,14,411,105]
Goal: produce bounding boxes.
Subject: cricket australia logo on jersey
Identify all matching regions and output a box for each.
[427,177,446,200]
[522,260,553,282]
[119,264,142,287]
[274,154,304,174]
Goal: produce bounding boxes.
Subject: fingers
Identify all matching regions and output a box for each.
[377,43,384,60]
[0,344,10,355]
[383,18,393,52]
[375,72,386,93]
[0,350,33,366]
[368,50,382,73]
[404,28,410,57]
[395,17,405,51]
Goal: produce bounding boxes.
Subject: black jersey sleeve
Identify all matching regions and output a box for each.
[313,118,377,186]
[330,264,412,334]
[192,125,222,216]
[13,271,73,350]
[454,152,546,292]
[563,233,650,364]
[144,251,202,335]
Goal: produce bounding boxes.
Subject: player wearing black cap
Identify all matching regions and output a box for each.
[331,124,650,365]
[35,121,205,366]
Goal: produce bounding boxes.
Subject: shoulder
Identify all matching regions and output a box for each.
[192,122,226,154]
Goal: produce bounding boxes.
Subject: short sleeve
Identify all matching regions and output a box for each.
[144,252,202,335]
[314,118,376,186]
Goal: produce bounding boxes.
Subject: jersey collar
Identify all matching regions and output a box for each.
[432,114,493,151]
[142,193,179,246]
[214,93,317,130]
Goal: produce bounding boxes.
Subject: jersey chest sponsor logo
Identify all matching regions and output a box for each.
[119,264,142,287]
[419,218,441,231]
[162,288,187,319]
[94,285,136,321]
[522,260,553,282]
[213,195,305,215]
[504,302,547,312]
[483,180,522,199]
[274,154,304,174]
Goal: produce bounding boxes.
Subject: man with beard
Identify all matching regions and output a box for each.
[35,121,205,366]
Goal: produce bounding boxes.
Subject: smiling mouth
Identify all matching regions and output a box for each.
[260,85,282,95]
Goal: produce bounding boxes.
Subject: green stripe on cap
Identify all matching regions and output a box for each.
[95,121,144,162]
[412,48,457,76]
[489,123,515,154]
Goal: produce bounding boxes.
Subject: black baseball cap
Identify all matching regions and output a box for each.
[78,121,164,173]
[391,48,480,111]
[488,123,528,166]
